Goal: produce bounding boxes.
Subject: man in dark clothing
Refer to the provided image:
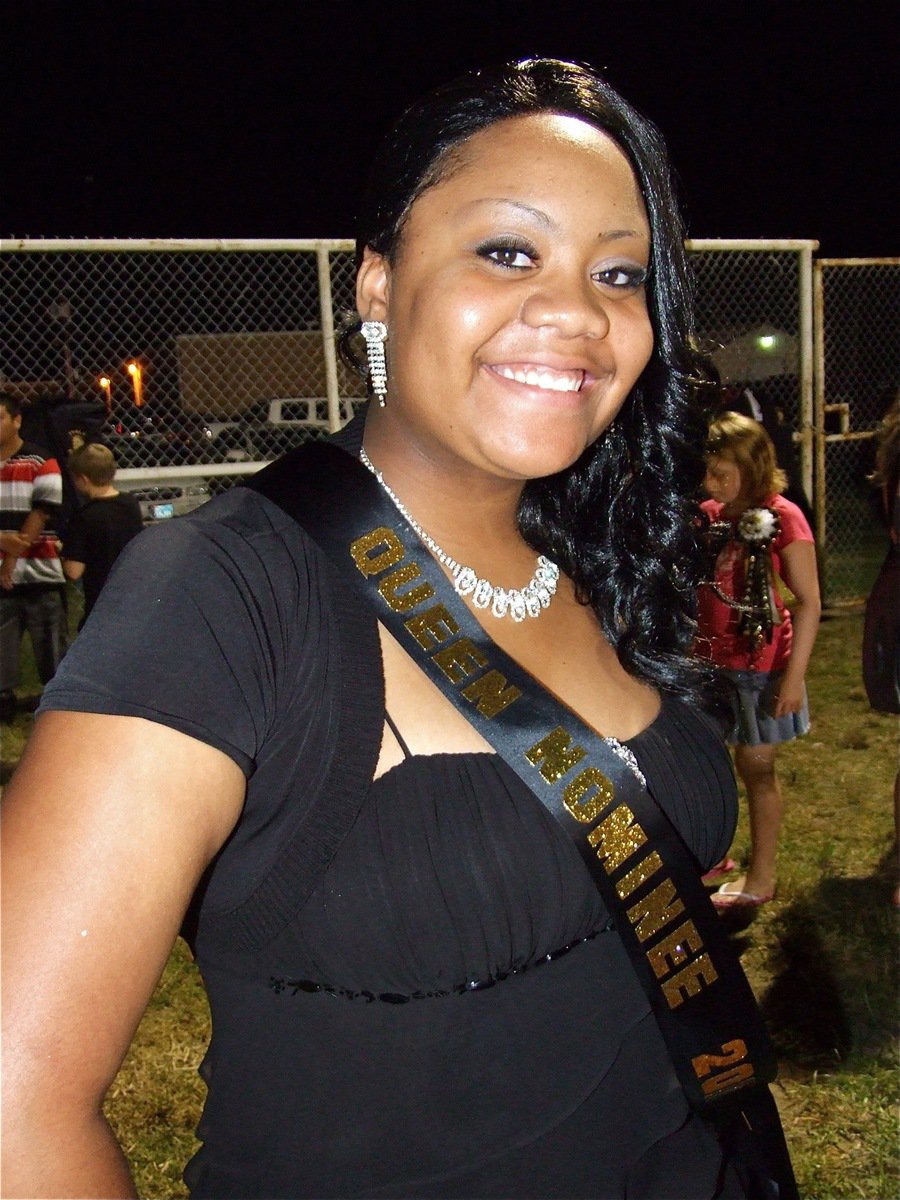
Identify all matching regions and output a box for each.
[62,443,144,627]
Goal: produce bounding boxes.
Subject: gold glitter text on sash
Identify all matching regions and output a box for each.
[525,727,587,783]
[377,563,435,612]
[627,877,685,944]
[587,804,648,873]
[562,767,615,824]
[461,670,522,718]
[350,527,405,576]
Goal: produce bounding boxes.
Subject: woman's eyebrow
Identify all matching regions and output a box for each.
[599,228,649,243]
[463,198,555,227]
[461,198,649,243]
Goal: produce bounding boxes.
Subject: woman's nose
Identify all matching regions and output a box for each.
[519,273,611,339]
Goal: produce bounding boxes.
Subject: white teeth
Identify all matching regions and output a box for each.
[495,366,584,393]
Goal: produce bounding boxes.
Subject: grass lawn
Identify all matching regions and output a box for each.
[2,598,898,1198]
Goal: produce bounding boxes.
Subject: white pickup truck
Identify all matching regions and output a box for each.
[207,397,353,462]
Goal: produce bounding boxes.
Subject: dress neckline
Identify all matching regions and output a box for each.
[371,696,672,788]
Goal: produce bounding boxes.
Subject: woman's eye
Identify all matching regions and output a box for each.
[477,242,536,270]
[593,265,648,290]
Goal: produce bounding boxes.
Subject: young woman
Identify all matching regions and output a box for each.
[2,60,791,1198]
[698,411,821,909]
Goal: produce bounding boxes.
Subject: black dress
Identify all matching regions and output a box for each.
[40,479,742,1199]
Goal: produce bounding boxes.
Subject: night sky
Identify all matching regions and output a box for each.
[4,0,898,258]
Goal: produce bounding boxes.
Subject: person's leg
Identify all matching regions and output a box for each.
[21,588,67,686]
[730,742,781,899]
[0,594,25,719]
[892,767,900,909]
[1,594,24,679]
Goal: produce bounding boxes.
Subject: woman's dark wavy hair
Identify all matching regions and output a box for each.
[339,57,719,704]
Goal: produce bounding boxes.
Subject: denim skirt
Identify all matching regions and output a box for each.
[721,668,810,747]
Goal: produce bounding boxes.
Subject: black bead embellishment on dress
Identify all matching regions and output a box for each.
[268,920,615,1002]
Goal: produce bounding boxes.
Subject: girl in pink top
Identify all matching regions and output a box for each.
[697,412,821,908]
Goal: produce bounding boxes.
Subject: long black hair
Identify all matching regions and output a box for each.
[339,57,718,702]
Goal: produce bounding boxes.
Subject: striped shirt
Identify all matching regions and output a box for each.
[0,441,66,587]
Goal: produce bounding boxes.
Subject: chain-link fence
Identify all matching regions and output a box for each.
[3,238,895,604]
[814,257,900,605]
[688,239,815,510]
[0,239,360,472]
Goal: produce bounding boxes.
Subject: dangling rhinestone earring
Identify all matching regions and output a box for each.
[361,320,388,407]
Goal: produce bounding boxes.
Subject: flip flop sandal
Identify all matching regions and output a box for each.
[701,857,738,882]
[710,881,775,910]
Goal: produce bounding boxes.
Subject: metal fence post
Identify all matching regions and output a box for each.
[316,243,343,433]
[813,261,828,554]
[798,243,816,510]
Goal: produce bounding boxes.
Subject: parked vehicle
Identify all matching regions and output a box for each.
[117,478,212,523]
[264,397,332,428]
[102,409,223,469]
[250,397,332,458]
[202,419,258,463]
[201,398,343,462]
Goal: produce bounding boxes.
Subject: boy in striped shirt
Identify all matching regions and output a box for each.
[0,392,68,721]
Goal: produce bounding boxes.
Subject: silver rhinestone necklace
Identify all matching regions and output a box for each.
[358,446,646,786]
[359,446,560,622]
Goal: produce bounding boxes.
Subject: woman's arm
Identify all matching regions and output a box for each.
[1,711,245,1199]
[774,539,821,716]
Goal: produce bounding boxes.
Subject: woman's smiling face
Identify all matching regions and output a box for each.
[358,111,655,483]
